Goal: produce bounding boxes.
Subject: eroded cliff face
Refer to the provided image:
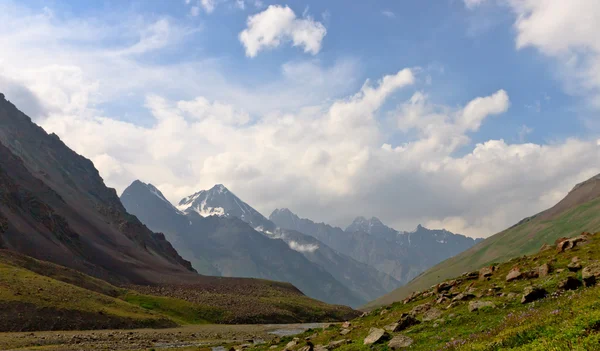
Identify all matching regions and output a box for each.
[0,93,195,284]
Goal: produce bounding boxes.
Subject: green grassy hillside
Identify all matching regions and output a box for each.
[366,180,600,310]
[253,232,600,351]
[0,250,358,331]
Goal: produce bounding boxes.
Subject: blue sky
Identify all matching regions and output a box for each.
[1,0,599,237]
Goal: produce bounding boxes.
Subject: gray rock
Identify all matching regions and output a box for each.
[395,313,420,331]
[328,339,349,349]
[422,308,442,321]
[339,329,351,336]
[506,267,523,282]
[363,328,388,345]
[582,263,600,287]
[388,335,414,349]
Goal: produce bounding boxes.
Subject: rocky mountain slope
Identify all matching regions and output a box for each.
[269,209,481,286]
[121,181,365,307]
[248,231,600,351]
[0,93,194,285]
[367,172,600,309]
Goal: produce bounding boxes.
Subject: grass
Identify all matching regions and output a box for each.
[366,196,600,309]
[253,232,600,351]
[0,250,356,331]
[120,292,225,324]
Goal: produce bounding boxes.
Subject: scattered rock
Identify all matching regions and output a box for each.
[363,328,388,345]
[394,313,420,331]
[388,335,414,349]
[556,268,565,273]
[285,340,297,349]
[568,257,582,272]
[384,323,399,332]
[479,266,495,280]
[452,292,475,302]
[539,243,553,252]
[557,236,588,252]
[380,309,389,316]
[521,286,547,303]
[341,321,351,328]
[558,276,582,290]
[582,263,600,287]
[410,302,431,316]
[506,267,523,282]
[314,345,327,351]
[524,270,539,279]
[422,308,442,321]
[462,271,479,280]
[435,296,449,305]
[538,263,551,277]
[339,329,351,336]
[468,300,495,312]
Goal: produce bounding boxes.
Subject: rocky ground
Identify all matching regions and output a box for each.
[0,324,328,351]
[247,232,600,350]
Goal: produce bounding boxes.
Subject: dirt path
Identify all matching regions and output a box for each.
[0,323,328,350]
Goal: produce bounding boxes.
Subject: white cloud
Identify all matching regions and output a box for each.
[201,0,216,13]
[382,10,395,18]
[466,1,600,108]
[463,0,489,9]
[239,5,327,57]
[288,240,319,253]
[1,1,599,240]
[190,6,200,16]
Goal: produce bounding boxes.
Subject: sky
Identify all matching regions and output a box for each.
[1,0,600,238]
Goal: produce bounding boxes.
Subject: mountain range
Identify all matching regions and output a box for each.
[122,178,483,307]
[270,208,483,285]
[122,181,404,306]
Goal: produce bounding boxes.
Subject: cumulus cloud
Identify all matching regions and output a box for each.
[1,1,599,239]
[239,5,327,57]
[466,1,600,108]
[382,10,395,18]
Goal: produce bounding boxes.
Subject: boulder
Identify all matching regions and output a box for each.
[435,296,449,305]
[363,328,388,345]
[446,301,460,309]
[582,263,600,287]
[388,335,414,349]
[314,346,327,351]
[468,300,495,312]
[341,321,351,328]
[558,276,582,290]
[568,257,582,272]
[422,308,442,321]
[395,313,420,331]
[479,266,495,280]
[285,340,297,349]
[506,267,523,282]
[521,286,547,303]
[339,329,351,336]
[384,323,399,332]
[557,236,588,253]
[538,263,551,277]
[450,293,472,303]
[462,271,479,280]
[410,302,431,316]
